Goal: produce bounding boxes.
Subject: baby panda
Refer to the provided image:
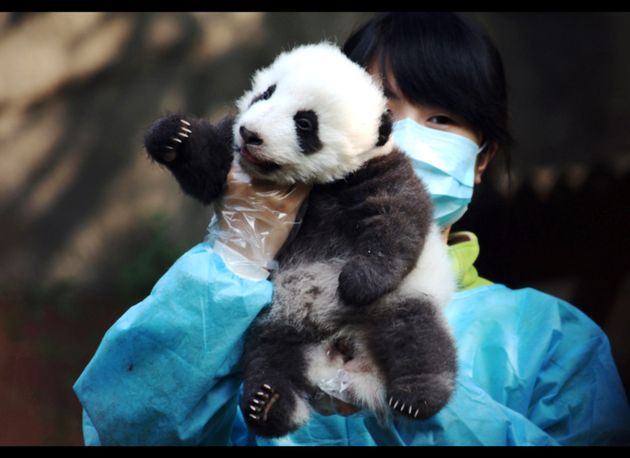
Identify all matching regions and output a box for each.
[144,42,457,438]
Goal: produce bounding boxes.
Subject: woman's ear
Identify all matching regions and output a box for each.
[475,142,498,184]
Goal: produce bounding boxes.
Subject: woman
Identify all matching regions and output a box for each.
[73,13,630,445]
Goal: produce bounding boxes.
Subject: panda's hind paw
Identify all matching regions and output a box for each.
[242,381,307,438]
[387,373,455,420]
[246,383,280,424]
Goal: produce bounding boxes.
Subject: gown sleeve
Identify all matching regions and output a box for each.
[73,242,272,445]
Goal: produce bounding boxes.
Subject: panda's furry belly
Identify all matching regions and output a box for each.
[269,258,347,334]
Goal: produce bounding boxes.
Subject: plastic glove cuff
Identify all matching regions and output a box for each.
[213,240,270,281]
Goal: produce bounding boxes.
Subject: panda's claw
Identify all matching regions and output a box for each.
[389,397,423,419]
[180,119,191,127]
[171,137,183,144]
[247,383,280,424]
[180,126,192,134]
[388,396,432,420]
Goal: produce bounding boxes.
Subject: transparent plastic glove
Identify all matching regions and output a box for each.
[209,160,311,281]
[311,343,364,417]
[316,369,363,417]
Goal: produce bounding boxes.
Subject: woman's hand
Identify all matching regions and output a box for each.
[330,398,362,416]
[213,160,311,280]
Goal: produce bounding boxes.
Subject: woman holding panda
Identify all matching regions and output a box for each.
[74,12,630,445]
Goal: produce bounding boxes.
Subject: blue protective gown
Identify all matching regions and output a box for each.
[73,232,630,445]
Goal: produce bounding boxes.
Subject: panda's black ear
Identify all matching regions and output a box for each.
[375,109,393,147]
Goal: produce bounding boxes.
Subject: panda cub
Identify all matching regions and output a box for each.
[144,42,457,438]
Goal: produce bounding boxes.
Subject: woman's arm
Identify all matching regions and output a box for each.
[73,242,272,445]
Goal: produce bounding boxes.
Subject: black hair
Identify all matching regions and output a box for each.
[343,12,513,167]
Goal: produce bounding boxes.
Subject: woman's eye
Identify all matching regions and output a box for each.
[428,115,454,125]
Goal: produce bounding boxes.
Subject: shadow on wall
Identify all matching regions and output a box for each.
[0,12,373,294]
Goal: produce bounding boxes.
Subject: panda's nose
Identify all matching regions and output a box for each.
[239,126,263,146]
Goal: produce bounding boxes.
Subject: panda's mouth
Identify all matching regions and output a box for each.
[239,146,281,173]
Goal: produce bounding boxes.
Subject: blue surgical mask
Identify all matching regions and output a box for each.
[392,118,485,228]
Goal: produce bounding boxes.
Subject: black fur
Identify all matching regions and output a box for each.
[375,110,393,147]
[371,297,456,420]
[293,110,323,155]
[144,112,454,438]
[249,84,277,107]
[240,310,319,437]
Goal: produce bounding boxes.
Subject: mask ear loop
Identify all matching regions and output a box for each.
[476,141,488,155]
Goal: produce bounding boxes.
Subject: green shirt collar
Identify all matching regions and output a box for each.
[447,231,493,291]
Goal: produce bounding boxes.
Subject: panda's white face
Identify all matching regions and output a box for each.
[233,42,393,185]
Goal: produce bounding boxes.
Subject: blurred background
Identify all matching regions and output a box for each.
[0,12,628,445]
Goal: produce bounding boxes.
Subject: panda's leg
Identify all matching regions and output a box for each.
[241,319,314,438]
[143,113,235,205]
[365,295,457,420]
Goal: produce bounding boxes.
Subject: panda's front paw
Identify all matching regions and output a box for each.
[338,256,390,306]
[144,114,193,164]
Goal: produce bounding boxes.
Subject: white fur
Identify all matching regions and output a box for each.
[233,42,393,185]
[398,222,456,309]
[288,392,312,428]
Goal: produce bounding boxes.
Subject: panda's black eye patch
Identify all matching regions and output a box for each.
[294,110,322,155]
[249,84,276,107]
